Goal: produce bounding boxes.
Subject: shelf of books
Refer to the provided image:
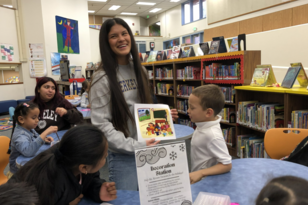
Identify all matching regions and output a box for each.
[142,51,261,157]
[235,85,308,159]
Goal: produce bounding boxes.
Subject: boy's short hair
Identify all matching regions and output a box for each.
[191,84,225,116]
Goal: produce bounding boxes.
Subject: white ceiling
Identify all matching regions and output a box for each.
[88,0,187,18]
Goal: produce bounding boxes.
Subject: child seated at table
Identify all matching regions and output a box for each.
[8,124,117,205]
[81,80,90,108]
[0,182,38,205]
[188,84,232,184]
[7,102,58,177]
[256,176,308,205]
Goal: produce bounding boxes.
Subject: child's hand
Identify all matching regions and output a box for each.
[170,109,178,121]
[45,126,58,135]
[55,107,68,117]
[87,104,91,108]
[69,194,83,205]
[189,170,204,184]
[45,137,54,143]
[99,182,117,201]
[146,138,160,146]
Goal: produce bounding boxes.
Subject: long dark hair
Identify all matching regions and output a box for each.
[13,124,108,205]
[256,176,308,205]
[7,102,39,154]
[91,18,152,137]
[0,182,38,205]
[81,80,89,95]
[32,77,73,117]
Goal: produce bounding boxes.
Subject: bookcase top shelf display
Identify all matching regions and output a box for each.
[141,51,246,66]
[235,85,308,95]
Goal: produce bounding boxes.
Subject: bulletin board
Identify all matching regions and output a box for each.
[207,0,296,24]
[0,7,20,63]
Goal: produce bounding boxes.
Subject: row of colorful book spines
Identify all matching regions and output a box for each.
[177,85,195,96]
[202,65,240,80]
[238,108,277,131]
[177,67,201,79]
[177,100,188,112]
[222,128,236,146]
[178,119,195,129]
[237,102,283,130]
[156,84,173,94]
[291,111,308,129]
[219,108,235,121]
[220,87,235,103]
[237,137,266,158]
[156,70,173,78]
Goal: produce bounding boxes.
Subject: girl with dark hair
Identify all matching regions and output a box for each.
[32,77,83,134]
[7,102,58,177]
[8,124,116,205]
[0,182,38,205]
[90,17,178,190]
[256,176,308,205]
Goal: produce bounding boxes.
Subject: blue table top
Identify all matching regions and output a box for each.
[16,124,194,167]
[80,158,308,205]
[77,107,91,119]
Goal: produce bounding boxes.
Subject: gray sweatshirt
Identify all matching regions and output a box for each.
[90,62,146,154]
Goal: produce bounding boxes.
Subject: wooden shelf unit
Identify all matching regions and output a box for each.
[235,85,308,157]
[143,51,261,157]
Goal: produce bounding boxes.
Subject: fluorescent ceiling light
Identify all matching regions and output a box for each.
[170,0,180,2]
[137,2,156,6]
[109,5,121,10]
[88,0,107,2]
[121,12,138,15]
[88,10,95,13]
[149,8,161,13]
[3,5,13,8]
[156,22,160,25]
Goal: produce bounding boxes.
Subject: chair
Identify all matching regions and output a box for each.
[64,95,79,100]
[264,128,308,159]
[0,136,10,185]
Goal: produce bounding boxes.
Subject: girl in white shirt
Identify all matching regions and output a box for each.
[81,80,90,108]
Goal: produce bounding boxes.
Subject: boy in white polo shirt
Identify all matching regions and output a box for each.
[188,84,232,184]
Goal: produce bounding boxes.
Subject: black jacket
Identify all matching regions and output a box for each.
[9,165,105,205]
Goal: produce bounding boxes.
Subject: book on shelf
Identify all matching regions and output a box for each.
[202,63,240,80]
[250,65,277,87]
[144,51,150,63]
[161,50,167,60]
[212,36,227,53]
[237,135,266,158]
[219,107,235,123]
[147,70,153,79]
[238,101,284,131]
[290,62,308,87]
[166,49,172,60]
[147,51,158,62]
[199,42,209,56]
[229,37,238,52]
[291,110,308,128]
[222,127,236,147]
[178,118,195,129]
[156,83,173,95]
[139,52,143,62]
[170,46,181,59]
[177,66,200,80]
[177,99,187,112]
[155,67,173,79]
[156,51,164,61]
[220,87,235,103]
[281,66,301,88]
[177,85,195,97]
[86,62,93,69]
[208,40,220,54]
[180,46,195,58]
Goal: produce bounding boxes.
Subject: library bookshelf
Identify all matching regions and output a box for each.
[235,85,308,157]
[142,50,261,156]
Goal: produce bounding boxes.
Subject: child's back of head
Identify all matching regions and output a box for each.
[191,84,225,116]
[256,176,308,205]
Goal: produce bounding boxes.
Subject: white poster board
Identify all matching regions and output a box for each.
[135,141,192,205]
